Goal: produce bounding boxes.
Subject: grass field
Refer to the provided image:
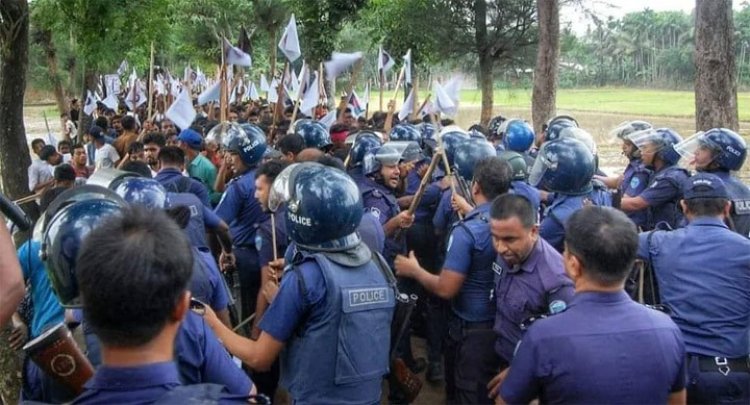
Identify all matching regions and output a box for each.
[459,87,750,122]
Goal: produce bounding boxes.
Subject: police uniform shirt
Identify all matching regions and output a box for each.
[637,217,750,357]
[500,291,686,404]
[155,168,211,206]
[257,209,288,268]
[358,213,386,254]
[510,181,541,218]
[214,169,269,247]
[72,361,182,404]
[493,237,574,363]
[190,248,230,312]
[433,187,460,235]
[639,165,688,229]
[621,159,651,228]
[442,202,497,322]
[360,177,402,263]
[539,194,587,252]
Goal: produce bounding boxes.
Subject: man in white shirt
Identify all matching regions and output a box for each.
[28,139,53,194]
[90,125,120,171]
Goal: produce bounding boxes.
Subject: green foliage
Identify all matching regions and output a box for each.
[291,0,366,65]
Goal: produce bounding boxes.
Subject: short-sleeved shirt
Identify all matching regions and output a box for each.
[500,291,686,404]
[28,159,53,192]
[637,217,750,357]
[94,143,120,170]
[539,194,586,252]
[18,241,64,338]
[190,248,230,311]
[493,238,574,363]
[639,165,688,229]
[433,187,459,236]
[156,168,211,207]
[73,361,182,404]
[188,154,219,201]
[215,169,268,247]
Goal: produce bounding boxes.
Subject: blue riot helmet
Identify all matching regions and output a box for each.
[41,187,127,307]
[529,137,595,195]
[389,123,421,143]
[488,115,507,141]
[674,128,747,172]
[501,119,535,153]
[453,138,496,181]
[544,115,578,142]
[609,120,653,141]
[271,162,363,251]
[627,128,683,166]
[347,132,383,168]
[294,119,332,151]
[112,177,168,210]
[215,122,267,167]
[416,122,437,142]
[205,121,244,150]
[439,128,471,168]
[498,151,529,181]
[363,144,404,177]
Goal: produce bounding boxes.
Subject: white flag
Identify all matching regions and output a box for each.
[378,46,395,74]
[125,81,147,111]
[300,72,319,117]
[267,79,279,103]
[324,52,363,81]
[223,37,252,67]
[398,88,415,121]
[154,74,166,96]
[197,80,221,105]
[170,75,182,97]
[278,14,301,62]
[166,89,196,130]
[83,90,97,116]
[117,60,129,76]
[104,74,121,97]
[443,75,462,107]
[319,109,337,129]
[260,75,270,92]
[347,91,366,118]
[433,82,457,117]
[403,49,412,86]
[249,82,260,101]
[101,92,119,111]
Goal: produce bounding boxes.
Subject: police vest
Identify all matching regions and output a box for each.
[361,181,402,263]
[647,166,689,230]
[448,208,496,322]
[167,192,208,249]
[714,171,750,238]
[621,160,651,229]
[280,251,395,404]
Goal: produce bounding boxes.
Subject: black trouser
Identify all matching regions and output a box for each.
[444,316,505,405]
[234,246,260,324]
[687,354,750,404]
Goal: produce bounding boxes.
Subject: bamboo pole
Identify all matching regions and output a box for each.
[147,42,155,119]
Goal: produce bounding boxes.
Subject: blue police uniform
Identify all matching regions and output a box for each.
[155,168,211,206]
[215,169,269,320]
[166,191,221,250]
[510,181,540,220]
[348,166,367,189]
[638,217,750,403]
[639,165,689,230]
[441,202,501,403]
[190,247,230,312]
[589,179,613,207]
[500,291,686,404]
[72,361,248,404]
[621,159,651,228]
[358,211,386,254]
[360,176,402,265]
[710,170,750,238]
[493,237,574,364]
[256,209,288,269]
[433,187,461,238]
[539,194,587,252]
[259,251,395,405]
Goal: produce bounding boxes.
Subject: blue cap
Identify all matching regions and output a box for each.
[177,128,203,150]
[682,173,729,200]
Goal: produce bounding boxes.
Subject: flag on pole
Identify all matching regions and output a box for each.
[260,75,270,92]
[300,72,320,117]
[197,80,221,105]
[433,82,457,117]
[398,88,415,121]
[125,81,147,111]
[83,90,98,116]
[362,82,370,106]
[104,74,121,97]
[319,109,337,129]
[223,37,252,67]
[403,49,412,86]
[166,89,196,130]
[249,82,260,101]
[101,92,118,111]
[237,26,253,55]
[347,91,365,118]
[278,14,301,62]
[378,46,395,74]
[323,52,363,81]
[154,74,166,96]
[443,75,462,107]
[267,78,279,103]
[117,60,129,76]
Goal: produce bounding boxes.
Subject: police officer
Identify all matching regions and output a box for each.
[154,146,211,205]
[530,137,596,252]
[637,173,750,403]
[497,151,541,217]
[675,128,750,237]
[499,119,536,167]
[42,195,254,402]
[294,119,333,152]
[621,127,688,230]
[202,163,396,404]
[346,131,382,187]
[212,123,270,322]
[597,120,653,229]
[494,206,685,404]
[395,154,511,404]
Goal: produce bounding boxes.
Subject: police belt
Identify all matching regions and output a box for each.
[691,354,750,373]
[451,315,494,331]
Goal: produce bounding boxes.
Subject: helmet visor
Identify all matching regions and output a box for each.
[268,163,301,213]
[377,144,406,166]
[528,145,555,188]
[673,132,715,162]
[627,129,662,153]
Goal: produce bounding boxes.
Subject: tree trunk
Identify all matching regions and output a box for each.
[38,28,68,116]
[532,0,560,134]
[694,0,738,131]
[474,0,493,126]
[269,31,278,78]
[75,69,98,140]
[0,0,29,401]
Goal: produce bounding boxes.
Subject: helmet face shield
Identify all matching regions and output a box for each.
[528,144,555,188]
[268,163,302,213]
[673,132,709,162]
[627,129,662,153]
[205,122,245,151]
[608,120,653,143]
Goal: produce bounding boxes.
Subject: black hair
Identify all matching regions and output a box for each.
[565,206,638,286]
[53,164,76,182]
[120,161,153,178]
[128,141,144,155]
[31,138,45,150]
[158,146,186,166]
[256,159,288,183]
[142,132,166,147]
[317,154,345,171]
[121,115,137,131]
[57,140,71,150]
[490,194,536,228]
[95,116,109,129]
[77,206,193,347]
[473,157,511,200]
[684,197,728,217]
[71,143,85,152]
[277,133,305,155]
[469,124,487,136]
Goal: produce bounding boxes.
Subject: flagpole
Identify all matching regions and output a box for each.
[219,39,228,123]
[417,93,432,116]
[364,80,370,121]
[337,60,362,123]
[379,70,384,112]
[318,63,324,117]
[410,73,419,122]
[147,42,155,119]
[270,60,289,143]
[287,63,306,132]
[383,66,406,133]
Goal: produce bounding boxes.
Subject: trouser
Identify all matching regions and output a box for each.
[234,246,261,324]
[687,354,750,404]
[444,316,504,405]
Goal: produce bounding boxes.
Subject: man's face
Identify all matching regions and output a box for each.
[228,152,245,171]
[228,112,239,122]
[343,112,355,126]
[490,216,538,267]
[621,140,638,159]
[380,163,400,189]
[130,149,145,162]
[161,120,175,133]
[72,147,87,166]
[58,144,71,155]
[48,152,63,166]
[639,141,659,167]
[248,115,259,124]
[693,145,716,171]
[112,119,122,133]
[143,143,159,166]
[254,175,272,212]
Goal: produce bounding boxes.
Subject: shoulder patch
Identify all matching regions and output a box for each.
[372,189,382,198]
[629,177,641,190]
[367,207,381,220]
[254,234,263,251]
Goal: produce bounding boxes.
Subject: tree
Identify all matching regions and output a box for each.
[253,0,289,76]
[694,0,738,131]
[531,0,559,133]
[293,0,367,65]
